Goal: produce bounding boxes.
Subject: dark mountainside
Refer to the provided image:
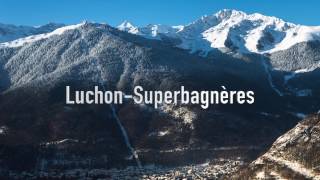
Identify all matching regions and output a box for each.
[0,22,319,179]
[233,114,320,179]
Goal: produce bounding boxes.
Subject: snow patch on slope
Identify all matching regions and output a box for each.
[269,26,320,53]
[160,104,197,129]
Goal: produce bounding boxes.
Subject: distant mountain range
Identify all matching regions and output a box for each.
[0,22,64,43]
[117,9,320,55]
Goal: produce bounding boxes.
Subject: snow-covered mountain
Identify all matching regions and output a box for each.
[0,10,318,89]
[0,10,320,179]
[0,22,64,43]
[117,9,320,55]
[0,11,318,95]
[1,9,320,56]
[2,9,320,57]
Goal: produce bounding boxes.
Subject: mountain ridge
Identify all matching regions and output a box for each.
[1,9,320,57]
[0,22,64,43]
[117,9,320,55]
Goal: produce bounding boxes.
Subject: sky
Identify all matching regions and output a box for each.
[0,0,319,27]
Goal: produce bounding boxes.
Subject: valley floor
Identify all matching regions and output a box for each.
[1,158,243,180]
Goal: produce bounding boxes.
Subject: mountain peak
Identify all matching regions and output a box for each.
[213,9,286,25]
[214,9,246,20]
[118,20,139,34]
[118,20,136,30]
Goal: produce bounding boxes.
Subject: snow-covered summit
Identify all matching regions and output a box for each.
[118,20,139,34]
[118,9,320,54]
[203,9,320,54]
[118,21,183,39]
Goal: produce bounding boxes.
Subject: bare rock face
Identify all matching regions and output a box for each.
[234,115,320,179]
